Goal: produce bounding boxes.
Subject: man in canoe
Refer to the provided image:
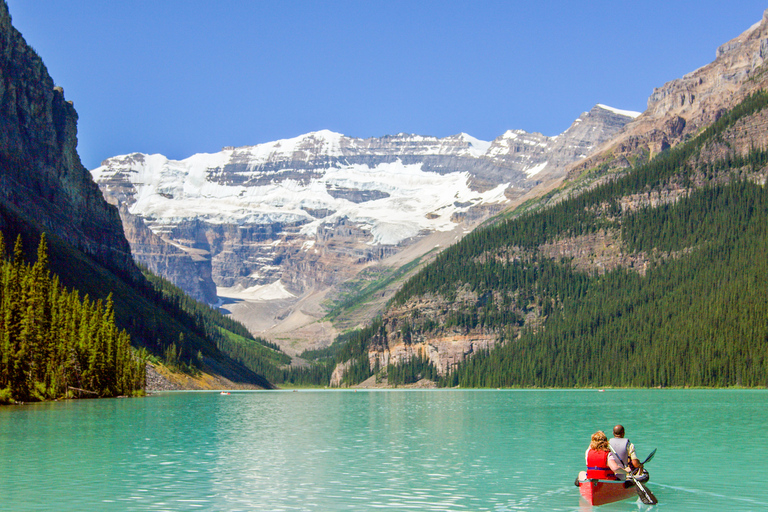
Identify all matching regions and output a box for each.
[609,424,644,475]
[577,430,657,506]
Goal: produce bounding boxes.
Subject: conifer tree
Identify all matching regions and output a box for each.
[0,233,146,402]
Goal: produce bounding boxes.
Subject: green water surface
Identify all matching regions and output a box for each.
[0,389,765,511]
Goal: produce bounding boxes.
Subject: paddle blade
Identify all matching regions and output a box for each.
[642,449,657,465]
[633,479,658,505]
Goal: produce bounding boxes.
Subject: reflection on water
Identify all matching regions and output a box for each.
[0,389,766,511]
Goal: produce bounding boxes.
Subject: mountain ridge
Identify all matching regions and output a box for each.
[92,105,636,353]
[322,9,768,388]
[567,8,768,181]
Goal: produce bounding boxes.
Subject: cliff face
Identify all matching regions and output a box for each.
[570,9,768,177]
[0,2,134,275]
[0,3,271,389]
[119,206,217,301]
[92,106,636,346]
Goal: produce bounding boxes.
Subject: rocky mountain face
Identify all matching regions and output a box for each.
[0,2,134,276]
[570,8,768,178]
[0,1,272,389]
[92,106,636,351]
[357,8,768,383]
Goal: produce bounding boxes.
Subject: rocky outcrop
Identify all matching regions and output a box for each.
[539,229,652,276]
[0,1,135,276]
[352,288,533,380]
[329,360,352,387]
[570,8,768,178]
[119,207,218,302]
[369,333,498,377]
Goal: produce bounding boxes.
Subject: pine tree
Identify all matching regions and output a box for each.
[0,233,146,402]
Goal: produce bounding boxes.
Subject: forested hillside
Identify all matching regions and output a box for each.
[143,268,333,387]
[319,90,768,388]
[0,1,286,391]
[0,233,145,403]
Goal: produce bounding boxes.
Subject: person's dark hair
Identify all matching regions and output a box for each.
[613,424,625,437]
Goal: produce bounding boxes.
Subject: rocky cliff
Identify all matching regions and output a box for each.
[0,1,273,389]
[92,106,636,350]
[570,8,768,178]
[0,2,135,275]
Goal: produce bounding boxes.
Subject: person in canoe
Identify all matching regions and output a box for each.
[576,431,658,506]
[580,431,625,481]
[609,424,643,475]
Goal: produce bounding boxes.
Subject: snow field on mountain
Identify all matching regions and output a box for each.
[217,281,295,301]
[239,129,346,165]
[93,153,510,246]
[596,104,642,118]
[525,161,549,177]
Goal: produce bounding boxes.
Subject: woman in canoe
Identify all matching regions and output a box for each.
[576,431,657,505]
[581,431,624,480]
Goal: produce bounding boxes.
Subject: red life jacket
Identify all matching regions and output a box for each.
[586,449,617,480]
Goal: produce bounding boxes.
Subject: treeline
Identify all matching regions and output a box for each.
[140,267,285,366]
[215,326,335,386]
[140,265,336,386]
[141,267,260,344]
[0,233,145,403]
[270,360,336,387]
[622,173,768,254]
[325,89,768,388]
[385,353,439,386]
[298,319,384,386]
[444,181,768,387]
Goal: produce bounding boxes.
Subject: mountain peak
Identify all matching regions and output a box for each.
[455,133,492,156]
[305,129,345,141]
[570,8,768,182]
[595,104,641,119]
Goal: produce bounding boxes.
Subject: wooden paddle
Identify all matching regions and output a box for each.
[609,444,658,505]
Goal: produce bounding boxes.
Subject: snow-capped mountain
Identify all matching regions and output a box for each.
[92,104,637,350]
[93,135,510,246]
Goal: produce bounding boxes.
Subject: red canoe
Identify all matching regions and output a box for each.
[576,477,638,506]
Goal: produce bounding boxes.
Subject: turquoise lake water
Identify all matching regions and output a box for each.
[0,389,766,511]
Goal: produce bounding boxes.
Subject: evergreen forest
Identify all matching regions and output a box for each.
[312,90,768,388]
[140,266,334,387]
[0,233,145,403]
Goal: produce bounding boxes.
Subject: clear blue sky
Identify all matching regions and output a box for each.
[6,1,767,169]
